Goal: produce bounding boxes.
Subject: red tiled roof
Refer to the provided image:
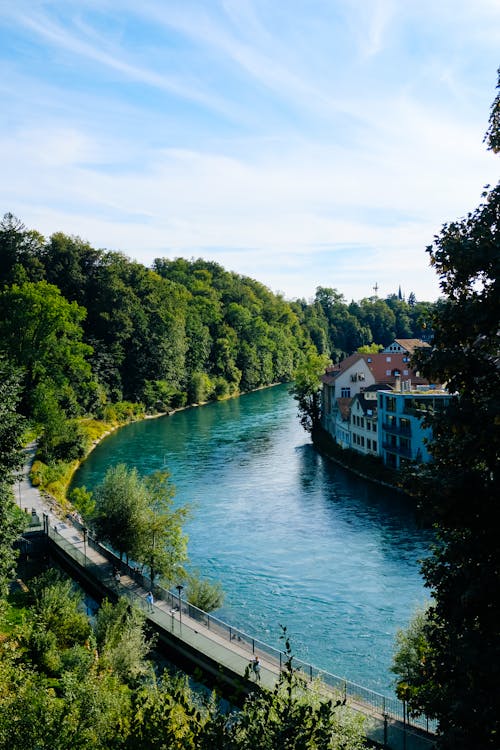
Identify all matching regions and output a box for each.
[322,351,429,387]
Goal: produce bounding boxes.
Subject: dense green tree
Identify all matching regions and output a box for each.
[90,465,189,584]
[391,604,433,709]
[384,294,413,338]
[403,77,500,749]
[94,597,153,687]
[354,297,397,346]
[0,357,25,600]
[357,343,383,354]
[0,212,45,287]
[19,571,92,675]
[186,572,224,612]
[0,585,131,750]
[0,280,94,417]
[91,464,149,564]
[289,349,330,433]
[40,231,102,306]
[314,287,370,358]
[137,471,190,587]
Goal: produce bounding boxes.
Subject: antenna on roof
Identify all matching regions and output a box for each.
[373,282,378,296]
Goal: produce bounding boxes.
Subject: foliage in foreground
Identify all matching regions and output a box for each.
[0,574,366,750]
[0,357,26,602]
[400,70,500,750]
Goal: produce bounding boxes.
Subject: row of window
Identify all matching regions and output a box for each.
[351,414,377,431]
[382,351,410,362]
[352,433,377,451]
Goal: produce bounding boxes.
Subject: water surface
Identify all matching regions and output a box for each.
[73,385,431,692]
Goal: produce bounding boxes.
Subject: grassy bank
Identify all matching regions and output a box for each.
[29,404,148,509]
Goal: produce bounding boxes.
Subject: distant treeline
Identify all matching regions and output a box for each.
[0,212,435,424]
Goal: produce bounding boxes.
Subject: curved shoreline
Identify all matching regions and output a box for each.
[64,382,286,501]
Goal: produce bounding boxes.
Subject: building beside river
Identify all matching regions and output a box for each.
[320,339,450,468]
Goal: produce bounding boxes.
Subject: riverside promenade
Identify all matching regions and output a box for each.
[17,443,435,750]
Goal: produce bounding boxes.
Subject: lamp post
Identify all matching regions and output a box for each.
[176,584,184,627]
[17,475,22,509]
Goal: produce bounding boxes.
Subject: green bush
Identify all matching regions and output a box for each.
[186,574,224,612]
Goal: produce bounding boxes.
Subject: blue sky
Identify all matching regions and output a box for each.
[1,1,499,302]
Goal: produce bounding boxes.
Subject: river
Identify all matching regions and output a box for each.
[72,384,432,694]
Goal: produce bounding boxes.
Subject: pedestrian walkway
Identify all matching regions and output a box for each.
[16,443,435,750]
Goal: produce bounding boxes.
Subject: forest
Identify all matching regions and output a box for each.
[0,213,433,426]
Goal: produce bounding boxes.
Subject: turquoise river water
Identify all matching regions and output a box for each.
[72,384,432,694]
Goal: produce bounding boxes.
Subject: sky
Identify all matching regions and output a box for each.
[1,1,499,303]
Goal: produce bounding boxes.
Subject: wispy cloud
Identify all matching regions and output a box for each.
[0,0,498,302]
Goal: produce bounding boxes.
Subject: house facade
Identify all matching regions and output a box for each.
[349,386,384,456]
[377,386,451,469]
[320,339,445,468]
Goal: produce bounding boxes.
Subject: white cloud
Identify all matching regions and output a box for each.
[0,0,498,303]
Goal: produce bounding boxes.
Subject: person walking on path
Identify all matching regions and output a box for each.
[146,591,154,612]
[251,655,261,682]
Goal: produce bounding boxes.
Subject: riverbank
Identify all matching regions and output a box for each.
[31,383,286,512]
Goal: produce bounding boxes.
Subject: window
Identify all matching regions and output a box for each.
[367,439,371,450]
[403,369,409,375]
[360,418,364,428]
[372,440,377,451]
[340,387,351,398]
[386,369,391,376]
[386,356,391,362]
[386,396,396,412]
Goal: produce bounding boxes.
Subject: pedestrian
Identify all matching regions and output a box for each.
[114,568,121,584]
[146,591,154,612]
[252,655,261,682]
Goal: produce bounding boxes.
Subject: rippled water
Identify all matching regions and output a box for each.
[73,384,432,693]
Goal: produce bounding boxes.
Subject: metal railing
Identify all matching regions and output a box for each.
[46,522,437,743]
[382,422,412,436]
[382,441,412,458]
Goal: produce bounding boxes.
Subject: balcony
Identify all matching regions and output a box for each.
[382,441,412,458]
[382,422,411,436]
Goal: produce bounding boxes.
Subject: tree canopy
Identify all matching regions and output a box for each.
[402,71,500,750]
[0,215,435,426]
[0,357,25,599]
[91,465,189,585]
